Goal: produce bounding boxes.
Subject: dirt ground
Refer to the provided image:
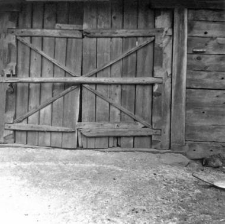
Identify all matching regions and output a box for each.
[0,147,225,224]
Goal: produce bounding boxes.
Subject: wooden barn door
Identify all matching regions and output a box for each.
[79,1,172,149]
[0,2,83,148]
[0,1,172,150]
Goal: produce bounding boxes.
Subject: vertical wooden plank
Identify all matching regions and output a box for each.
[109,0,123,147]
[16,4,32,144]
[82,2,97,148]
[38,3,56,146]
[62,2,83,148]
[51,2,68,148]
[0,12,18,143]
[0,79,5,143]
[152,10,173,149]
[27,3,43,146]
[121,0,137,148]
[134,0,154,148]
[171,8,187,148]
[95,1,111,148]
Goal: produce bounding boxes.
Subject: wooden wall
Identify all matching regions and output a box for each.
[0,0,173,149]
[186,9,225,147]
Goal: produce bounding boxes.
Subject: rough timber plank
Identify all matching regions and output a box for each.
[121,0,137,148]
[187,37,225,55]
[95,1,111,148]
[186,70,225,89]
[152,10,173,149]
[8,28,82,38]
[5,123,75,132]
[38,3,56,147]
[81,128,161,137]
[186,89,225,108]
[0,11,18,143]
[62,2,83,148]
[16,4,32,144]
[186,125,225,143]
[134,0,154,148]
[27,3,43,146]
[186,106,225,126]
[109,0,122,147]
[82,2,97,148]
[51,2,68,148]
[188,21,225,37]
[188,10,225,22]
[171,8,187,147]
[187,54,225,72]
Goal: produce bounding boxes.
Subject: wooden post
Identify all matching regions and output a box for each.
[171,8,187,148]
[0,79,6,143]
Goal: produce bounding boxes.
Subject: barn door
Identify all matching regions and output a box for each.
[0,2,172,150]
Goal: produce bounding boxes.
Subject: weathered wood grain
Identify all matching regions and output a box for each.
[189,10,225,22]
[76,122,143,129]
[188,37,225,55]
[5,123,75,132]
[121,0,137,148]
[134,0,154,148]
[186,125,225,143]
[8,28,82,38]
[16,4,32,144]
[186,106,225,126]
[17,37,81,77]
[109,0,122,147]
[187,54,225,72]
[171,8,187,147]
[186,89,225,108]
[189,21,225,37]
[51,2,68,148]
[95,1,111,148]
[153,10,173,150]
[82,2,97,148]
[38,3,56,147]
[0,12,18,143]
[17,36,154,79]
[83,28,166,37]
[187,70,225,89]
[2,77,163,84]
[84,85,152,128]
[62,2,83,148]
[81,128,161,137]
[27,3,43,146]
[55,23,83,30]
[14,85,78,123]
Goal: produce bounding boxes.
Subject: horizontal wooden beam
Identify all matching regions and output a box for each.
[80,128,161,137]
[2,77,163,84]
[5,124,75,132]
[84,29,172,37]
[188,21,225,37]
[76,122,144,129]
[8,28,82,38]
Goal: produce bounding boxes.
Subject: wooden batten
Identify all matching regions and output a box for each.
[171,8,187,148]
[83,28,172,37]
[8,28,82,38]
[80,128,161,137]
[5,124,75,132]
[2,77,163,84]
